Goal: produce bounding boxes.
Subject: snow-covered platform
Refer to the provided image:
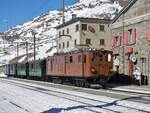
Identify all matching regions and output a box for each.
[0,78,150,113]
[111,85,150,95]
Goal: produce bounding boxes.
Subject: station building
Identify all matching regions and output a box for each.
[111,0,150,85]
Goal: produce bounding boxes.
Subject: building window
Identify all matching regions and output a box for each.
[128,29,132,44]
[67,28,69,34]
[114,36,118,47]
[59,31,61,36]
[86,39,91,45]
[67,41,69,48]
[82,24,87,30]
[100,39,105,45]
[59,43,61,49]
[100,25,105,31]
[76,24,79,31]
[62,30,65,35]
[74,39,77,46]
[62,42,65,48]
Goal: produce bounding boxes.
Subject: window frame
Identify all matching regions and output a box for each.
[82,24,87,31]
[100,39,105,46]
[99,25,105,31]
[86,39,91,45]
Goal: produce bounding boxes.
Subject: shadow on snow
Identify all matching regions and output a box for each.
[41,95,146,113]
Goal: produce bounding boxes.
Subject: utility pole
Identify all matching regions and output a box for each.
[26,41,28,62]
[62,0,65,24]
[17,42,19,63]
[31,31,36,61]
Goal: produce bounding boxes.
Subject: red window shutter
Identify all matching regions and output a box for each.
[124,29,128,45]
[132,28,136,44]
[111,33,114,48]
[117,33,121,46]
[147,24,150,42]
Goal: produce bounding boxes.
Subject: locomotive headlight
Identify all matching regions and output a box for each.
[91,67,97,74]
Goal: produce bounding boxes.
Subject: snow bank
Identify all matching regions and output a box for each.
[0,72,7,78]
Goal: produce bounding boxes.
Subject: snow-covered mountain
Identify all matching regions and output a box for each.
[0,0,127,64]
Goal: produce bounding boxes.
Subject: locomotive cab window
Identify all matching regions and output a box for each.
[92,53,97,61]
[108,54,112,61]
[99,54,103,61]
[104,54,108,61]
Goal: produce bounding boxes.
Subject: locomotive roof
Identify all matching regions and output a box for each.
[56,17,111,29]
[28,59,46,63]
[50,49,112,56]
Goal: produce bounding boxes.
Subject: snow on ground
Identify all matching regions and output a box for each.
[0,78,150,113]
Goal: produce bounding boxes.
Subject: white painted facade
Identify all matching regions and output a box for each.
[56,18,111,53]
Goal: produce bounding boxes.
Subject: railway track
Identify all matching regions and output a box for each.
[1,78,150,113]
[3,77,150,103]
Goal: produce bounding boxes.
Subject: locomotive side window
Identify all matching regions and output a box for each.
[65,56,69,63]
[99,54,103,61]
[31,64,33,69]
[65,55,73,63]
[78,55,82,62]
[84,55,86,63]
[70,56,73,63]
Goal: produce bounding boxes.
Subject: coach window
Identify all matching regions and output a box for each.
[31,64,33,69]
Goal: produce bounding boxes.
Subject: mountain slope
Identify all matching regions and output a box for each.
[1,0,126,64]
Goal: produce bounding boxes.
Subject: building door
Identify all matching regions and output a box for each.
[141,58,148,85]
[128,60,133,77]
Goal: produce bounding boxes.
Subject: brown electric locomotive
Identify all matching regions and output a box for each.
[46,49,113,88]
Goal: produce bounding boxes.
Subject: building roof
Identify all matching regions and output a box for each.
[112,0,138,24]
[56,17,111,29]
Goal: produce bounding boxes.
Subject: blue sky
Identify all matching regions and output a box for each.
[0,0,77,32]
